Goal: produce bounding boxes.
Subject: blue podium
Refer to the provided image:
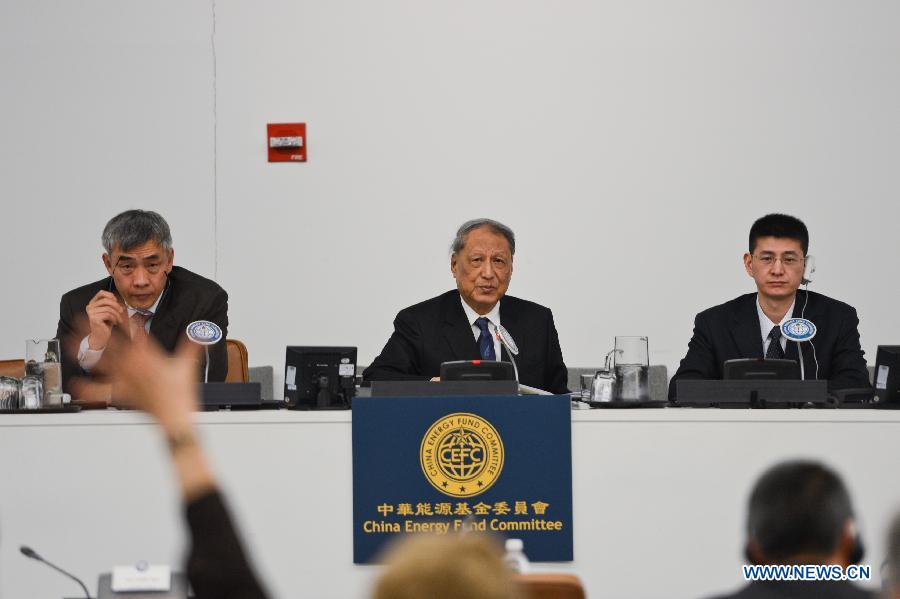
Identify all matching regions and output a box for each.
[351,394,573,563]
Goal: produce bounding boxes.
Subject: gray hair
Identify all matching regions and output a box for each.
[450,219,515,256]
[102,210,172,254]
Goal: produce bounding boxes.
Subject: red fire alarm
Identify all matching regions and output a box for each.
[267,123,306,162]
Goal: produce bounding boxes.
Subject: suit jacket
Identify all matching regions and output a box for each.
[705,580,876,599]
[363,290,569,394]
[56,265,229,393]
[669,291,870,400]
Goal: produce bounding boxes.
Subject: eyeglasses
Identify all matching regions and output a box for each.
[752,254,804,268]
[113,256,164,276]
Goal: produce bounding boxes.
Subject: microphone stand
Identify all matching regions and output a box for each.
[20,546,91,598]
[496,329,519,383]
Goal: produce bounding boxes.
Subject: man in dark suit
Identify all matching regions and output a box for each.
[669,214,869,400]
[56,210,228,402]
[363,218,568,394]
[705,460,875,599]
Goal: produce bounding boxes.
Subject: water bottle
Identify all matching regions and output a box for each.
[504,538,530,573]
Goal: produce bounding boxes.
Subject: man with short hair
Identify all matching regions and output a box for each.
[363,218,569,393]
[669,213,870,400]
[706,460,875,599]
[56,210,229,400]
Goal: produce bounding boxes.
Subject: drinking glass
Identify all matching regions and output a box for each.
[20,375,43,410]
[26,339,63,406]
[614,336,649,401]
[0,376,21,409]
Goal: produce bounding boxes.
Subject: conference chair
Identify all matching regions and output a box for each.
[0,358,25,378]
[225,339,249,383]
[516,573,586,599]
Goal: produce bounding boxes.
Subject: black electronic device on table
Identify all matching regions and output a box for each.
[723,358,800,381]
[873,345,900,405]
[199,382,262,410]
[439,360,515,382]
[674,379,830,408]
[370,379,518,397]
[284,346,356,410]
[672,358,832,407]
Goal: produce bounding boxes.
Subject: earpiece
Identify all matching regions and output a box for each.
[802,255,816,285]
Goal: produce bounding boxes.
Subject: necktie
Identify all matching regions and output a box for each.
[765,325,784,359]
[475,317,496,361]
[130,312,150,341]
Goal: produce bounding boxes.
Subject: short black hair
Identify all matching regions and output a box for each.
[746,461,854,563]
[749,214,809,255]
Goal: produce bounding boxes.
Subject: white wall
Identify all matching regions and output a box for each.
[0,0,217,353]
[2,1,900,596]
[3,1,898,392]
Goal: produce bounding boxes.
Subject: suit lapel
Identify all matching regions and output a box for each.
[148,277,178,348]
[441,293,481,361]
[731,294,764,359]
[497,298,518,364]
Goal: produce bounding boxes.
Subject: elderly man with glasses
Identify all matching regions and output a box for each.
[56,209,229,402]
[668,213,870,400]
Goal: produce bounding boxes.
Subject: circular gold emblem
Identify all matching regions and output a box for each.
[420,412,504,498]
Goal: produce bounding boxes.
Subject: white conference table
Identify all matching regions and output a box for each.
[2,407,899,598]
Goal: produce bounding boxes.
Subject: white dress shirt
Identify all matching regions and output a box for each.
[459,295,502,361]
[77,293,163,372]
[756,295,795,356]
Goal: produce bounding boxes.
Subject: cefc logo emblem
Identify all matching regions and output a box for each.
[420,413,504,498]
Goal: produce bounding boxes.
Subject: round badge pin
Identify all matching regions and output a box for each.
[781,318,817,342]
[185,320,223,345]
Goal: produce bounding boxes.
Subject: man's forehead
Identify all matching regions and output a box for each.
[754,237,804,254]
[111,240,167,259]
[462,228,511,254]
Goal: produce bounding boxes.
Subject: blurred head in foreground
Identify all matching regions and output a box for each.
[372,533,521,599]
[886,513,900,598]
[745,460,861,567]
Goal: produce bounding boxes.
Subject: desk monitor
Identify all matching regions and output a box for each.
[285,346,356,410]
[440,360,515,381]
[724,358,800,380]
[874,345,900,404]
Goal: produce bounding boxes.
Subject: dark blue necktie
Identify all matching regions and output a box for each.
[766,325,785,359]
[475,317,496,360]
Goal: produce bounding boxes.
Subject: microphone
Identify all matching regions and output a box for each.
[185,320,224,383]
[495,325,520,383]
[20,545,91,598]
[781,318,817,381]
